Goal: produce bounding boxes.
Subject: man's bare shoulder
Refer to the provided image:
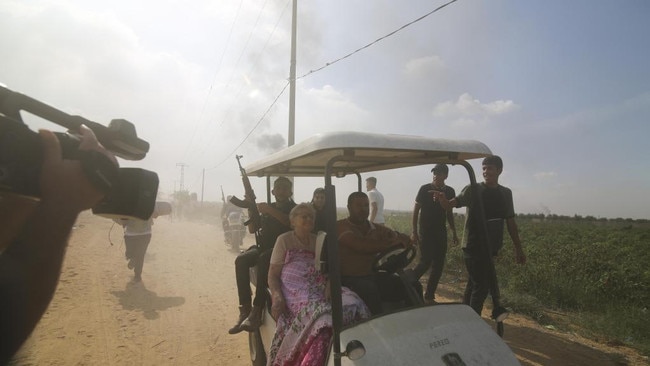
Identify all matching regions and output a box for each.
[336,218,352,232]
[336,219,356,241]
[372,224,399,239]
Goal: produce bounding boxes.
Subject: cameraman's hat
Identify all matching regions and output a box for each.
[431,164,449,174]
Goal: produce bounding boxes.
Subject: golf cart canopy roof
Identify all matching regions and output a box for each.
[245,131,493,177]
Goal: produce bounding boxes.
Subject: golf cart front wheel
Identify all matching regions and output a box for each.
[249,328,266,366]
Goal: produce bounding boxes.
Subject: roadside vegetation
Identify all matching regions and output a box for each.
[182,198,649,356]
[385,211,650,357]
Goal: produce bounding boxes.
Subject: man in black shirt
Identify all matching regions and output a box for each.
[437,156,526,321]
[409,164,459,303]
[229,177,295,334]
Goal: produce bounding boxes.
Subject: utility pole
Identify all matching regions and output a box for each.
[288,0,297,147]
[287,0,298,191]
[176,163,188,191]
[200,168,205,204]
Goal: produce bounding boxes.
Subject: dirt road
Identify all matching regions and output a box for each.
[10,212,646,365]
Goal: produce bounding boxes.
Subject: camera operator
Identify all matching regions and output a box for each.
[0,125,117,364]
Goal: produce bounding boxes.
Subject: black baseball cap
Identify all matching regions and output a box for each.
[431,164,448,174]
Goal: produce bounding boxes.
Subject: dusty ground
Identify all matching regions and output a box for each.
[9,212,647,365]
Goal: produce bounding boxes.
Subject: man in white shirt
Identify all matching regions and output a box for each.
[115,217,154,282]
[365,177,385,226]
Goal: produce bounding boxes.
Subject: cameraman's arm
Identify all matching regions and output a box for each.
[0,127,115,363]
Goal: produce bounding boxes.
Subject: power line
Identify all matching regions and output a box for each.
[209,0,459,168]
[195,0,292,161]
[217,0,290,131]
[209,81,290,169]
[185,0,291,164]
[296,0,458,80]
[183,0,245,162]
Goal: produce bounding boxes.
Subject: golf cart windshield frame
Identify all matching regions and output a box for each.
[244,131,493,365]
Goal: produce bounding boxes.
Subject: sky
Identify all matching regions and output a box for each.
[1,0,648,219]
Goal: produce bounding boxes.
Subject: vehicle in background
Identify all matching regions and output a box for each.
[224,211,246,251]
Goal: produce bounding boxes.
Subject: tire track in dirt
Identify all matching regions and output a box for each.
[12,212,250,365]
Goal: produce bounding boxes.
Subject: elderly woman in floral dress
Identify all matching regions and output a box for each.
[267,203,369,366]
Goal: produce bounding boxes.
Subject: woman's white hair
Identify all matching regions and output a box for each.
[289,202,316,221]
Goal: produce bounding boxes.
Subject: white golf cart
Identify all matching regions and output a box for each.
[242,131,520,366]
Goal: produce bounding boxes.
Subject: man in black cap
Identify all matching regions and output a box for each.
[408,164,458,303]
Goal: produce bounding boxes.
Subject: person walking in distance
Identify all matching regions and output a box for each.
[409,164,459,304]
[365,177,385,226]
[436,155,526,321]
[116,217,155,282]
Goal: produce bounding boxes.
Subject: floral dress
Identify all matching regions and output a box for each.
[267,249,370,366]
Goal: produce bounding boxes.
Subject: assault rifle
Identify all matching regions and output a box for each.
[230,155,262,234]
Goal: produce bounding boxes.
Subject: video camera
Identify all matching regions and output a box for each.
[0,85,159,220]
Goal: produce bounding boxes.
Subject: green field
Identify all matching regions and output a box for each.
[385,211,650,357]
[192,201,649,356]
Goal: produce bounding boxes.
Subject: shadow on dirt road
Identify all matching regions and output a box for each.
[111,282,185,320]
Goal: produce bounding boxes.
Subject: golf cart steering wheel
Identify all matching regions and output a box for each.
[372,245,417,274]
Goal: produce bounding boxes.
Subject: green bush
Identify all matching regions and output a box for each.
[386,212,650,356]
[500,219,650,311]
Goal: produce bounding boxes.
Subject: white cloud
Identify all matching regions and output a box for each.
[433,93,519,128]
[2,0,648,220]
[295,84,370,137]
[534,171,557,180]
[403,55,446,79]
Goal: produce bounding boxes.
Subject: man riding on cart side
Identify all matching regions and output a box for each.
[229,177,296,335]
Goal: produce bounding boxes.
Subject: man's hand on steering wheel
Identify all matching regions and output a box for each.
[392,231,413,249]
[372,244,417,273]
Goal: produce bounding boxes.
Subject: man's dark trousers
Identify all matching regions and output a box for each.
[412,230,447,301]
[235,247,272,307]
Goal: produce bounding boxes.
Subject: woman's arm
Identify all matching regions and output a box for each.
[268,263,286,320]
[411,203,420,243]
[506,217,526,264]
